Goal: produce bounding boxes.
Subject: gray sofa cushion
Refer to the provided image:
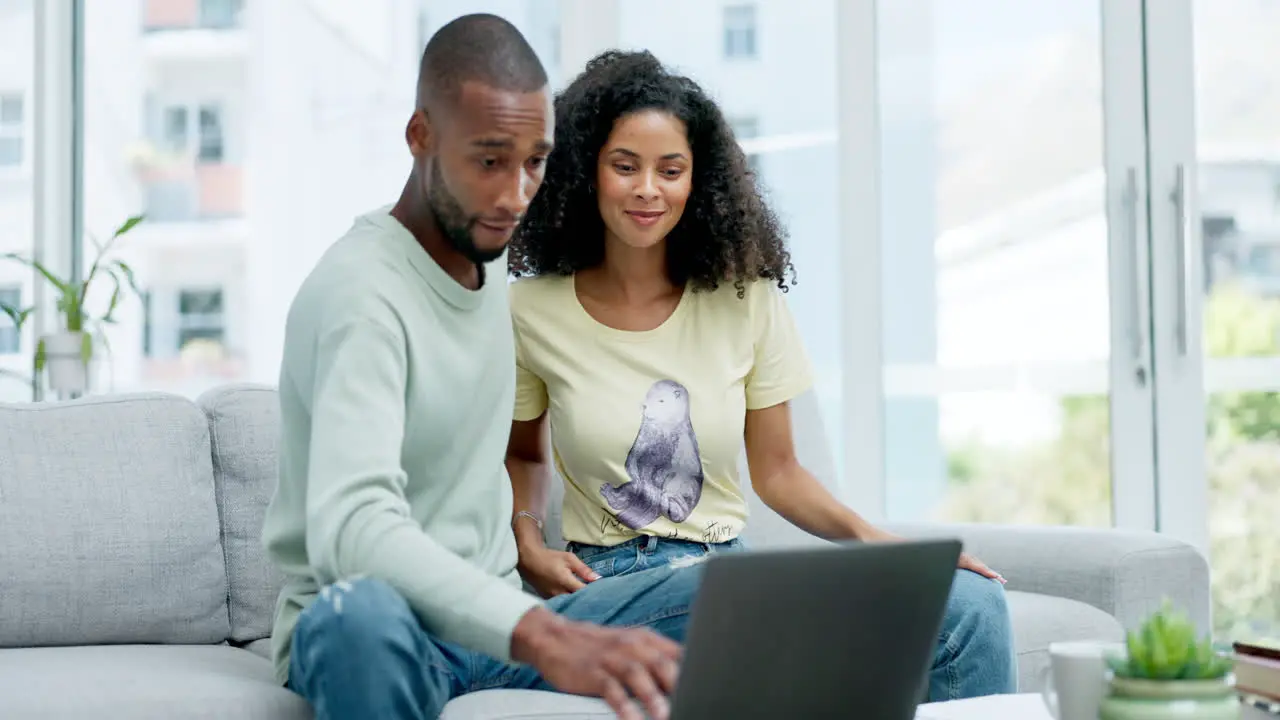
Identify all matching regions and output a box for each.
[198,384,286,643]
[0,645,311,719]
[1006,589,1124,691]
[0,393,229,647]
[243,637,272,660]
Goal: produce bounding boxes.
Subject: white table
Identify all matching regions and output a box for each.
[916,693,1051,719]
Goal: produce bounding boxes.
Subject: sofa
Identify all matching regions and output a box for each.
[0,384,1211,718]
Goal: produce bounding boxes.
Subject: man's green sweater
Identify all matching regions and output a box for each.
[261,209,541,685]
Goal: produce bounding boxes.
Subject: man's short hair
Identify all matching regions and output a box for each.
[417,13,549,109]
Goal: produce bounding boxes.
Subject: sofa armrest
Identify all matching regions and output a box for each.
[880,521,1211,634]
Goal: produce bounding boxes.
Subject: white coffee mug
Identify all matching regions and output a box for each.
[1040,640,1125,720]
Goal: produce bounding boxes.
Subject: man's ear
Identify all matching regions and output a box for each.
[406,109,433,156]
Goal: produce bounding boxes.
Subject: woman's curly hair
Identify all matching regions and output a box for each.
[507,50,795,296]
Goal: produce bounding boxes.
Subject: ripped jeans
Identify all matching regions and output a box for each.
[286,563,701,719]
[567,535,745,579]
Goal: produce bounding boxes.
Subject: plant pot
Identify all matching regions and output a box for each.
[1099,675,1241,720]
[40,331,92,397]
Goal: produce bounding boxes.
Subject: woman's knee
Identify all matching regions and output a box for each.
[946,571,1014,642]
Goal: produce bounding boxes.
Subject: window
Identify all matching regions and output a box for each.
[178,288,225,349]
[722,5,757,59]
[0,286,22,354]
[197,106,224,162]
[1192,0,1280,641]
[876,1,1117,525]
[155,103,223,162]
[161,106,188,153]
[141,288,226,358]
[144,101,236,220]
[199,0,244,29]
[0,93,23,168]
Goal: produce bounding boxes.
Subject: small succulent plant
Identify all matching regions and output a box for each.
[1105,599,1233,681]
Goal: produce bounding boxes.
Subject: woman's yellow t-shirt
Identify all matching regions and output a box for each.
[510,274,813,548]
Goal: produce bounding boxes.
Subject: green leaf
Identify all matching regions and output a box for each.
[33,338,45,373]
[1121,597,1229,680]
[1105,652,1132,678]
[0,302,32,330]
[80,332,93,364]
[81,214,145,310]
[112,259,142,298]
[101,269,124,324]
[58,285,84,332]
[112,213,145,238]
[2,253,70,294]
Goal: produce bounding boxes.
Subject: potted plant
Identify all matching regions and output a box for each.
[1100,599,1239,719]
[0,214,145,397]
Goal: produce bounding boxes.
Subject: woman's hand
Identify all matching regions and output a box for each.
[860,526,1006,584]
[957,551,1005,584]
[517,546,602,598]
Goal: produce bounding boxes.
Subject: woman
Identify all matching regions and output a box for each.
[504,50,1016,701]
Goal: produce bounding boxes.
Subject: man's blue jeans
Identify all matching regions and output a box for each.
[570,535,1020,702]
[287,564,699,720]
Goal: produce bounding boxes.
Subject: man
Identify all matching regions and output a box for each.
[261,14,695,720]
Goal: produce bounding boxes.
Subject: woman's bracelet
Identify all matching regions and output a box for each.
[514,510,544,532]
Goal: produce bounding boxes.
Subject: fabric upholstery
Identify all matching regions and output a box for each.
[198,384,287,643]
[881,521,1212,637]
[1005,589,1124,691]
[0,645,311,719]
[0,393,229,647]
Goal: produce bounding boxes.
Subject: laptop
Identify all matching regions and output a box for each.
[669,538,963,720]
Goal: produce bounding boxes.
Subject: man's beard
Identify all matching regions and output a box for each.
[427,162,507,265]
